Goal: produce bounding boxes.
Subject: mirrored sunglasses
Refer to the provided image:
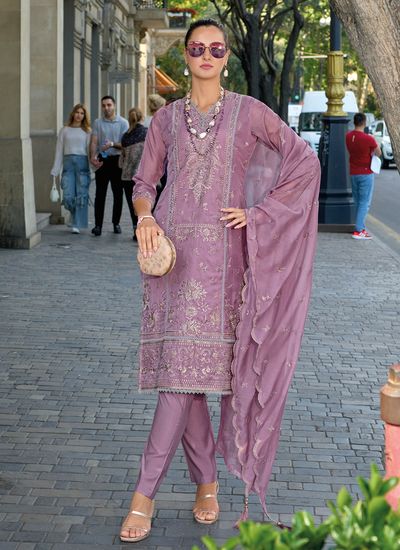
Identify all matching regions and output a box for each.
[187,41,227,59]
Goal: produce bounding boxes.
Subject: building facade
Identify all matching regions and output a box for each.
[0,0,184,249]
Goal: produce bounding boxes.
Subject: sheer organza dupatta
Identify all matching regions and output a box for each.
[217,130,321,525]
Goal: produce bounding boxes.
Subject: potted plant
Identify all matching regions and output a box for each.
[192,464,400,550]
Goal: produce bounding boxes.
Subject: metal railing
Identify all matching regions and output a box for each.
[133,0,167,9]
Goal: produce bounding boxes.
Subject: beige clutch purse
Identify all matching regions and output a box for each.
[137,235,176,277]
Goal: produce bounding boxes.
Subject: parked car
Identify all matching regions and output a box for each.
[371,120,395,169]
[364,112,375,131]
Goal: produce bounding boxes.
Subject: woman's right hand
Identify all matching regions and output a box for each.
[136,218,164,258]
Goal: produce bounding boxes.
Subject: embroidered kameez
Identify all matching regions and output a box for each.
[133,92,321,515]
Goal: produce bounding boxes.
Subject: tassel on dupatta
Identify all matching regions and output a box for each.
[233,498,248,529]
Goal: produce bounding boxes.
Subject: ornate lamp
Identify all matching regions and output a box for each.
[318,10,355,228]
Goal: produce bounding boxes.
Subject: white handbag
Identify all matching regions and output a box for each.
[50,176,60,202]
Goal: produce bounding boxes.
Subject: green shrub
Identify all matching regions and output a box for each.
[192,464,400,550]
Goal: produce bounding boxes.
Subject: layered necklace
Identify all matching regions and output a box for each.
[184,87,225,156]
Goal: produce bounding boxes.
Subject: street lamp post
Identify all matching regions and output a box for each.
[318,10,355,228]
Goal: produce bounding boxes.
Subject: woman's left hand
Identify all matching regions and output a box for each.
[220,208,246,229]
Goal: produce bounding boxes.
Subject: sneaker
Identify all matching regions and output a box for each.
[352,229,372,240]
[91,226,102,236]
[71,227,80,234]
[114,224,122,234]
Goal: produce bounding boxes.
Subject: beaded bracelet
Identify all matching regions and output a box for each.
[137,215,155,226]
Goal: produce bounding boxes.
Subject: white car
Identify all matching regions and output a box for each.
[372,120,395,169]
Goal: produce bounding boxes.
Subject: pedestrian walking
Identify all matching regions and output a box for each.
[51,104,92,234]
[120,18,321,543]
[346,112,381,240]
[143,94,166,128]
[118,108,147,241]
[90,96,129,236]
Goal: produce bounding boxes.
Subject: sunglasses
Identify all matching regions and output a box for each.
[187,41,227,59]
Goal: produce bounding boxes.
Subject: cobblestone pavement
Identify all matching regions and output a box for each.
[1,188,399,549]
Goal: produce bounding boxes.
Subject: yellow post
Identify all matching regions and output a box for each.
[324,51,347,117]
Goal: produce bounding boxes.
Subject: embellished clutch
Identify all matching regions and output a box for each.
[137,235,176,277]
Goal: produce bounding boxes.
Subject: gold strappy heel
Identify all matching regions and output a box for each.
[193,481,219,525]
[120,500,155,543]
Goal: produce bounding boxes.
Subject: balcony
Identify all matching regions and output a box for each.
[151,7,194,58]
[133,0,169,30]
[168,9,194,29]
[134,0,167,8]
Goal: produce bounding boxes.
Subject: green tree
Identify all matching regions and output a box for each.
[210,0,307,122]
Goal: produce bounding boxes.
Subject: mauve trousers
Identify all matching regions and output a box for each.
[135,392,217,500]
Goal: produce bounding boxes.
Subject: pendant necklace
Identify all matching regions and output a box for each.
[184,86,225,139]
[184,87,225,156]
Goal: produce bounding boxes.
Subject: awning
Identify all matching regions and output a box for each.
[149,64,180,94]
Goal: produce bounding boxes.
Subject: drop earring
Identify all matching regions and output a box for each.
[184,65,189,76]
[223,66,228,77]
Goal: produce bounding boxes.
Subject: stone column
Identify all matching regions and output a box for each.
[0,0,41,249]
[30,0,65,224]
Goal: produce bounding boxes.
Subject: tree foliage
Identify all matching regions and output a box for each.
[157,0,382,123]
[209,0,307,122]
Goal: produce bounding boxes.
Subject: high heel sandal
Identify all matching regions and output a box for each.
[120,500,155,543]
[193,481,219,525]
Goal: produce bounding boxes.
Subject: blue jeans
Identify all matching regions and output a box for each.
[61,155,91,228]
[350,174,374,232]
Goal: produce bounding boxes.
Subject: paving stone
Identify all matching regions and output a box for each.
[0,189,397,548]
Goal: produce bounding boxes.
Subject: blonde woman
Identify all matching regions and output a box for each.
[143,95,166,128]
[119,108,147,240]
[51,104,92,234]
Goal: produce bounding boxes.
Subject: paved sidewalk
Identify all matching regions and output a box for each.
[0,188,399,549]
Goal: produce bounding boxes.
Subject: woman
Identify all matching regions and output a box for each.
[51,104,92,234]
[143,94,166,128]
[121,19,321,543]
[119,107,147,240]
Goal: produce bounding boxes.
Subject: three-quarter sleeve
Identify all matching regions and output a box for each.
[51,127,65,177]
[132,110,167,208]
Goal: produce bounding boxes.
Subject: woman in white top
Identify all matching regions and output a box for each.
[51,104,92,233]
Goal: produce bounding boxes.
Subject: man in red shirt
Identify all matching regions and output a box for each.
[346,113,381,240]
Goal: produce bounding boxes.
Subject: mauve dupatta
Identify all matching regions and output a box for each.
[216,111,321,525]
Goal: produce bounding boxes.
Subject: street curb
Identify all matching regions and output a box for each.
[369,232,400,265]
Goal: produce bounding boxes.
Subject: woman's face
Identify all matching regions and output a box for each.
[74,108,85,123]
[184,26,230,82]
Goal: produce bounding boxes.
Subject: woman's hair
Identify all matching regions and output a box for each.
[128,107,144,133]
[148,94,166,115]
[185,18,229,49]
[65,103,91,133]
